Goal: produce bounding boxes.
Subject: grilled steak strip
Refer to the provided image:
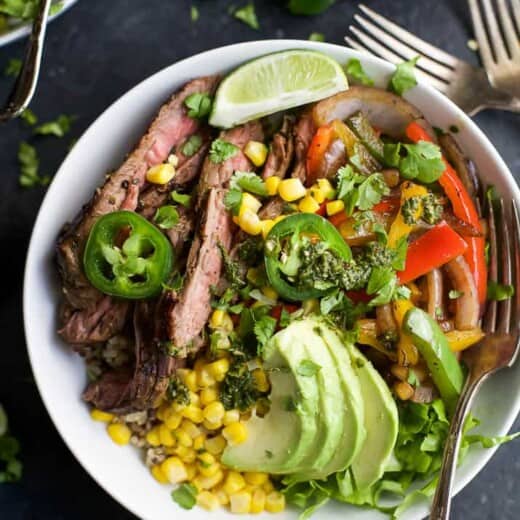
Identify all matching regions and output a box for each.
[291,112,315,184]
[262,116,295,179]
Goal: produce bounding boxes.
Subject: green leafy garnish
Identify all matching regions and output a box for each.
[230,171,268,196]
[20,108,37,126]
[0,404,23,483]
[184,92,212,118]
[345,58,374,86]
[366,265,398,306]
[209,139,239,164]
[233,3,259,30]
[487,281,514,301]
[218,242,246,290]
[287,0,335,15]
[34,114,74,137]
[308,32,325,42]
[384,141,445,184]
[190,5,199,22]
[181,134,202,157]
[224,188,243,216]
[170,190,192,208]
[171,483,198,509]
[389,56,420,96]
[154,205,179,230]
[4,58,21,77]
[254,315,277,352]
[0,0,63,19]
[297,359,321,377]
[166,377,190,405]
[220,363,263,411]
[18,142,49,188]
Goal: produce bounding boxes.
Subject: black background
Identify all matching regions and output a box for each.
[0,1,519,518]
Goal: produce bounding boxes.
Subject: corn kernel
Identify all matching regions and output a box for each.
[197,369,216,389]
[176,446,197,464]
[182,405,204,423]
[159,424,176,447]
[265,176,281,196]
[238,209,263,236]
[155,402,169,421]
[261,286,278,302]
[185,462,198,481]
[90,408,114,422]
[106,423,131,446]
[161,456,187,484]
[205,435,227,455]
[182,370,198,393]
[265,491,286,513]
[214,486,229,505]
[206,358,230,382]
[199,462,221,478]
[278,178,306,202]
[151,464,169,484]
[175,429,193,448]
[263,480,275,494]
[251,368,270,393]
[181,419,202,439]
[298,195,320,213]
[244,472,269,486]
[326,199,345,216]
[203,402,226,424]
[193,433,207,451]
[172,401,188,413]
[203,419,222,431]
[197,490,220,511]
[261,219,276,239]
[163,409,183,430]
[146,427,161,447]
[223,471,246,495]
[317,178,336,199]
[308,185,326,204]
[223,409,240,425]
[210,309,225,329]
[244,140,269,167]
[146,163,175,185]
[198,451,216,466]
[200,387,218,406]
[250,488,266,514]
[194,357,206,372]
[230,490,252,514]
[240,192,262,214]
[193,470,224,491]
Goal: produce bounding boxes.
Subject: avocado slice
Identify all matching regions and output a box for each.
[221,323,319,473]
[345,342,399,490]
[403,307,464,412]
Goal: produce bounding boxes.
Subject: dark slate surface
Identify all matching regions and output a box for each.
[0,1,518,519]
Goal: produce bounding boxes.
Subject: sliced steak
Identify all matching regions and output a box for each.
[164,205,195,254]
[262,116,295,179]
[167,188,233,354]
[291,112,315,184]
[82,370,134,412]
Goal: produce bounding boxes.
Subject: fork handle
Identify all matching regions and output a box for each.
[0,0,52,122]
[430,373,486,519]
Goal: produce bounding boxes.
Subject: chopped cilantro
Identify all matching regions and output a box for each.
[224,188,243,215]
[288,0,335,15]
[166,377,190,405]
[20,108,37,126]
[487,281,514,301]
[233,3,259,30]
[171,483,198,509]
[283,395,298,411]
[230,171,268,196]
[389,56,420,96]
[190,5,199,22]
[209,139,239,164]
[170,190,192,208]
[34,114,73,137]
[253,315,277,352]
[184,92,212,119]
[4,58,21,77]
[18,142,49,188]
[220,363,262,411]
[218,243,246,290]
[279,308,291,328]
[154,205,179,229]
[308,32,325,42]
[0,404,23,483]
[297,359,321,377]
[181,134,202,157]
[345,58,374,86]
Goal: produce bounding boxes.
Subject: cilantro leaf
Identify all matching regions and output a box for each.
[253,315,277,352]
[209,139,239,164]
[366,266,398,306]
[233,3,259,30]
[34,114,74,137]
[18,142,49,188]
[487,281,514,301]
[190,5,199,22]
[181,134,202,157]
[170,190,192,208]
[20,108,37,126]
[4,58,21,77]
[389,56,420,96]
[184,92,212,118]
[345,58,374,86]
[309,32,325,42]
[288,0,336,15]
[154,205,179,230]
[171,483,198,509]
[224,188,243,216]
[297,359,321,377]
[392,236,408,271]
[357,173,389,210]
[230,171,268,196]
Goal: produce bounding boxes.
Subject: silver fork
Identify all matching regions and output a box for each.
[469,0,520,98]
[430,196,520,520]
[345,4,520,115]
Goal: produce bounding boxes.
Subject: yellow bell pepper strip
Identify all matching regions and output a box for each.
[406,121,487,307]
[445,328,485,352]
[392,299,419,366]
[356,319,397,361]
[387,181,428,248]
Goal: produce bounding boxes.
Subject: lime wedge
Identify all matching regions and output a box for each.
[209,50,349,128]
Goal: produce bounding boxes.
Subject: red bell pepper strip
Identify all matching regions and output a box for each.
[405,122,487,305]
[398,221,468,283]
[270,304,299,321]
[306,125,333,185]
[346,290,372,303]
[315,202,327,217]
[328,198,399,229]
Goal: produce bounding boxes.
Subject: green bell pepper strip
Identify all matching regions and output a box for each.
[83,211,174,299]
[264,213,352,302]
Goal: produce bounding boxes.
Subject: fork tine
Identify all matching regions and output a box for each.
[482,0,510,61]
[347,27,450,92]
[496,198,512,333]
[483,190,498,333]
[512,0,520,32]
[512,200,520,338]
[353,15,456,81]
[497,0,520,57]
[469,0,497,69]
[358,3,461,67]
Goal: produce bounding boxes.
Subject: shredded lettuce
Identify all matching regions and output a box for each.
[281,399,519,519]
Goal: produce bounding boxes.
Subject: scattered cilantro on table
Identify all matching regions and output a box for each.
[0,404,23,483]
[233,3,259,30]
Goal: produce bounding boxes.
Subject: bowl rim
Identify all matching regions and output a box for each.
[23,39,520,520]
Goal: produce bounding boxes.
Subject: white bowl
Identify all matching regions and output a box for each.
[0,0,78,48]
[23,40,520,520]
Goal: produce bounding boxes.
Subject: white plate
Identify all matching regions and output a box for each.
[23,41,520,520]
[0,0,77,48]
